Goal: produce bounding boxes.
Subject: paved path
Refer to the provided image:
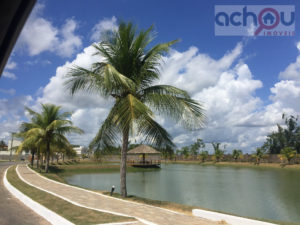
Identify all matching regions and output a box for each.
[18,164,219,225]
[0,162,50,225]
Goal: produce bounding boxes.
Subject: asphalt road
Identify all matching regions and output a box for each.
[0,162,50,225]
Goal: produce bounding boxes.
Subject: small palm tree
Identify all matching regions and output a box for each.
[232,149,243,162]
[199,150,208,163]
[212,142,224,162]
[17,118,43,167]
[64,22,205,197]
[21,104,83,172]
[252,147,266,165]
[281,147,297,164]
[181,146,190,159]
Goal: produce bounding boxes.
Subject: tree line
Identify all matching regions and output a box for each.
[259,114,299,163]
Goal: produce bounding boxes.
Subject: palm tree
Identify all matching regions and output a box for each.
[232,149,243,162]
[280,147,297,164]
[199,150,208,163]
[212,142,224,162]
[21,104,83,172]
[252,147,266,165]
[17,118,42,167]
[64,22,205,197]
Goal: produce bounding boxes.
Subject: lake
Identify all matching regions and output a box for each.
[65,164,300,224]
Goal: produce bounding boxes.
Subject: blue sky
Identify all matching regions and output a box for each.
[1,0,300,152]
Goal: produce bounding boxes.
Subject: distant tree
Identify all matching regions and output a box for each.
[262,114,300,154]
[280,147,297,164]
[0,140,7,151]
[252,147,266,165]
[20,104,83,172]
[181,146,190,159]
[160,145,174,160]
[212,142,225,162]
[199,150,208,163]
[232,149,243,162]
[190,139,205,159]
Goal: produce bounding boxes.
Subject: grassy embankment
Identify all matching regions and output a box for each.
[165,160,300,170]
[32,160,298,225]
[6,165,135,225]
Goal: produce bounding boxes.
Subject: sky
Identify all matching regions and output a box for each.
[1,0,300,153]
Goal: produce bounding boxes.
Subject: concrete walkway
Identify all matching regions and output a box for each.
[17,165,219,225]
[0,162,50,225]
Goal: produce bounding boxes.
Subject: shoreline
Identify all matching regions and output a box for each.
[163,160,300,170]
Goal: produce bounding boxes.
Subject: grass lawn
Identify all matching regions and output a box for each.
[7,166,135,225]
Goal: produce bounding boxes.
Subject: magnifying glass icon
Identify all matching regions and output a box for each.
[254,8,280,36]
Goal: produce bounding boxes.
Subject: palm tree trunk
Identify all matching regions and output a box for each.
[41,154,43,167]
[45,142,50,173]
[31,150,35,167]
[37,151,40,169]
[120,128,129,197]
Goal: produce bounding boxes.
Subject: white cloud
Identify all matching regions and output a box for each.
[5,61,17,70]
[279,56,300,81]
[247,22,256,36]
[158,43,242,95]
[0,95,33,141]
[2,71,17,80]
[90,16,118,42]
[0,88,16,95]
[57,19,82,57]
[17,3,81,57]
[297,42,300,52]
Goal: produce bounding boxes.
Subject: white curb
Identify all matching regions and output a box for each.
[3,166,74,225]
[18,165,156,225]
[192,209,277,225]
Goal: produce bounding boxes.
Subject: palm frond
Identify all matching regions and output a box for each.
[141,85,205,129]
[136,113,174,147]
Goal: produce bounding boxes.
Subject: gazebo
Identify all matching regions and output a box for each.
[127,145,161,168]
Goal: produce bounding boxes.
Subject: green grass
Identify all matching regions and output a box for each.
[165,160,300,170]
[7,166,135,225]
[103,191,195,215]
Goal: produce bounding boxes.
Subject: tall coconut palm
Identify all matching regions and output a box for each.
[64,22,205,197]
[22,104,84,172]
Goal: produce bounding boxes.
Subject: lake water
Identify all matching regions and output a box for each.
[65,164,300,223]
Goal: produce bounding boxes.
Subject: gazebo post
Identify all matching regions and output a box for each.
[142,153,145,164]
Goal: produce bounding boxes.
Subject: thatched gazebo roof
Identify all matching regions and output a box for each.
[127,145,160,154]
